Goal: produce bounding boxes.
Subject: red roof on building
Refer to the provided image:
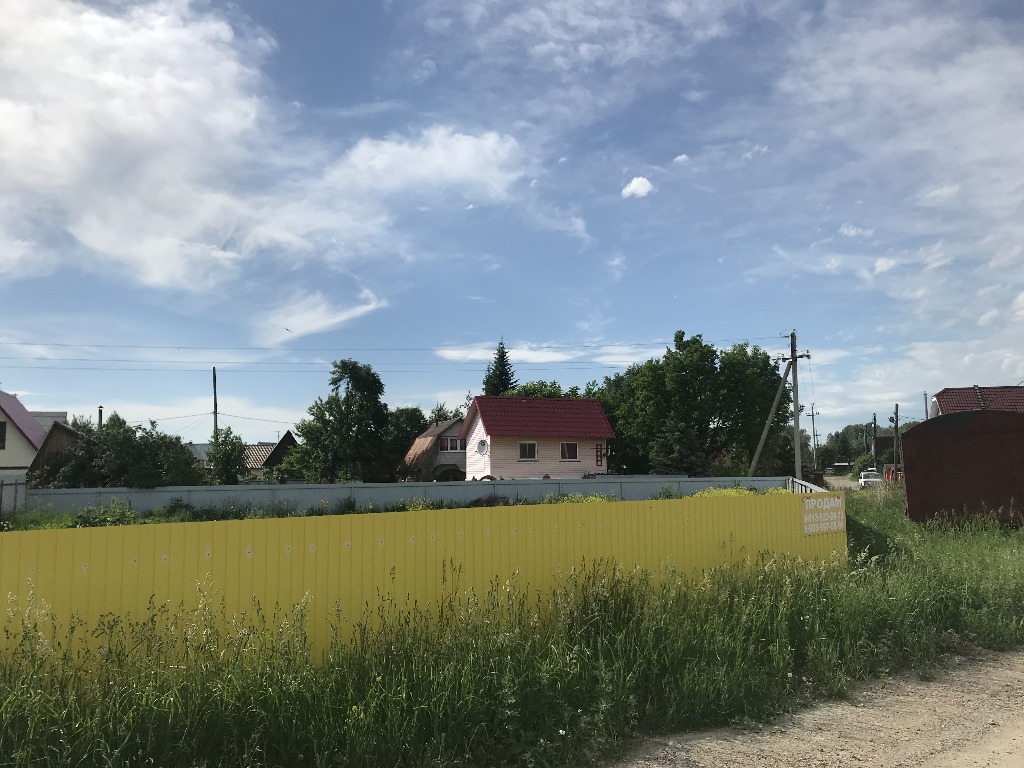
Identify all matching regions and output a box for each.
[0,390,47,451]
[933,386,1024,414]
[459,397,614,440]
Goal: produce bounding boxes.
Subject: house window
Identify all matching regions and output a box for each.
[0,421,6,450]
[560,442,578,460]
[595,443,604,466]
[439,437,464,452]
[519,442,537,460]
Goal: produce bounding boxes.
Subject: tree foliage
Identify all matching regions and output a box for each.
[291,360,390,482]
[597,332,792,476]
[290,360,427,483]
[207,427,248,485]
[504,380,586,398]
[384,406,430,474]
[29,414,204,489]
[482,338,517,396]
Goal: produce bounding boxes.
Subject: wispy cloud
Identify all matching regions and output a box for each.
[838,223,875,238]
[257,289,388,346]
[918,183,961,205]
[607,254,627,280]
[741,144,768,160]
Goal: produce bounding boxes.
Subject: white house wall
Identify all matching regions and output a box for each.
[464,414,491,479]
[488,436,606,479]
[0,418,39,470]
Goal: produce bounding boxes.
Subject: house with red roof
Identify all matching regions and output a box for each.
[0,390,48,478]
[457,396,615,480]
[929,385,1024,417]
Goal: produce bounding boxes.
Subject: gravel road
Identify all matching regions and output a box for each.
[616,650,1024,768]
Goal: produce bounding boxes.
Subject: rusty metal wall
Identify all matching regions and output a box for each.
[901,410,1024,523]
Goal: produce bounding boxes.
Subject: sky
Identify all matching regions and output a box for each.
[2,0,1023,447]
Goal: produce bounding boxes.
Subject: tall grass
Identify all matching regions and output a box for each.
[3,486,1024,767]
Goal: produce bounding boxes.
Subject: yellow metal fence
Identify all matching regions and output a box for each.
[1,493,846,654]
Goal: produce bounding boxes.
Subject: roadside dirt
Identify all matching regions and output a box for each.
[617,650,1024,768]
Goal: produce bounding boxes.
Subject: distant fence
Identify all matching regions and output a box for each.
[1,492,847,656]
[0,477,28,515]
[22,476,791,515]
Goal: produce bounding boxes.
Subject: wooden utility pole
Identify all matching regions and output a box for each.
[872,413,877,464]
[809,403,820,470]
[213,367,219,439]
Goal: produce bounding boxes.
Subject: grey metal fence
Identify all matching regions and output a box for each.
[21,476,791,515]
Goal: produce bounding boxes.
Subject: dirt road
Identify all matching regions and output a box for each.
[618,650,1024,768]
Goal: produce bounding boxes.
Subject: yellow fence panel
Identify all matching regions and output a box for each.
[1,493,846,655]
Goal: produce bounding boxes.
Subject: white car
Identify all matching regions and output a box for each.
[858,470,883,489]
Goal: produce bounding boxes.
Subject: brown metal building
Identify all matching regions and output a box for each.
[901,410,1024,524]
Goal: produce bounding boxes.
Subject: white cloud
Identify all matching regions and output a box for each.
[838,223,875,238]
[918,183,961,205]
[434,342,576,364]
[0,2,528,293]
[257,289,388,346]
[607,255,626,280]
[1014,292,1024,320]
[873,258,897,274]
[591,344,666,366]
[621,176,653,198]
[741,144,768,160]
[977,308,999,327]
[673,153,690,164]
[435,345,495,362]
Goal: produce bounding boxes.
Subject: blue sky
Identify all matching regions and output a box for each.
[2,0,1023,446]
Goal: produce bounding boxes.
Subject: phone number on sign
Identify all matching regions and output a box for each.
[803,510,846,535]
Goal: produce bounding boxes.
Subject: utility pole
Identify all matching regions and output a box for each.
[747,359,793,477]
[889,403,900,469]
[790,331,810,481]
[809,403,821,469]
[923,391,928,420]
[872,413,877,464]
[213,367,219,440]
[894,403,900,468]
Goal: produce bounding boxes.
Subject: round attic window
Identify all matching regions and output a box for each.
[477,439,488,455]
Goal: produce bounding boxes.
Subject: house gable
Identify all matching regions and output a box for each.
[0,391,47,470]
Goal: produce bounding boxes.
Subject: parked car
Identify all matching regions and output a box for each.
[858,470,882,489]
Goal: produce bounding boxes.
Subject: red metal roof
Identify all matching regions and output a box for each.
[933,386,1024,415]
[0,390,47,451]
[459,397,614,440]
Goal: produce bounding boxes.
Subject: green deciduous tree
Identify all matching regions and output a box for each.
[482,338,517,396]
[504,380,585,398]
[384,406,430,476]
[29,414,204,489]
[596,331,792,476]
[207,426,248,485]
[292,359,391,482]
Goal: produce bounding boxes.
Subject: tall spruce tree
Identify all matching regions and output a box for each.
[482,338,518,395]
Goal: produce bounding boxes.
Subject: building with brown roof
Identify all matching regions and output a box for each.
[929,385,1024,417]
[458,396,614,480]
[397,418,466,482]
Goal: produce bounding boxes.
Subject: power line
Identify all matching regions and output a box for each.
[0,336,782,353]
[218,412,296,425]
